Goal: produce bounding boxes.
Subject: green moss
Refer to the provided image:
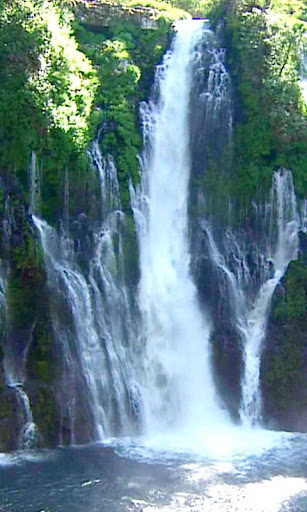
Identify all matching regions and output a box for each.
[125,0,190,20]
[262,334,303,412]
[0,389,18,451]
[263,257,307,415]
[122,215,140,286]
[27,319,54,383]
[72,17,172,212]
[0,0,98,223]
[30,386,59,446]
[272,261,307,321]
[225,2,307,206]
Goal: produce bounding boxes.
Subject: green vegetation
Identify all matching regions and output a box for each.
[125,0,189,20]
[262,329,303,414]
[262,255,307,420]
[227,1,307,205]
[273,260,307,321]
[0,0,180,216]
[185,0,307,226]
[30,385,60,446]
[2,0,304,219]
[0,0,97,220]
[72,13,175,210]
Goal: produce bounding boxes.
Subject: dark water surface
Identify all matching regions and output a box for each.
[0,432,306,512]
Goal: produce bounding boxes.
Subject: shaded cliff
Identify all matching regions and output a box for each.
[261,234,307,432]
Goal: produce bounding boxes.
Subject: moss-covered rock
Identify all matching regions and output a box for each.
[0,388,20,452]
[74,1,188,30]
[28,385,60,448]
[72,12,174,213]
[261,247,307,431]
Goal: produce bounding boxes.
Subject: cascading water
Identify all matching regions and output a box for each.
[132,20,226,435]
[0,192,39,447]
[300,198,307,233]
[15,387,38,449]
[63,167,70,227]
[202,170,299,426]
[0,263,6,340]
[239,170,299,424]
[33,142,141,443]
[28,151,41,216]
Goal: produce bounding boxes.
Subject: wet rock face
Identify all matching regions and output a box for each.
[0,176,61,452]
[191,229,242,421]
[0,388,20,451]
[74,2,160,30]
[261,320,307,432]
[261,237,307,432]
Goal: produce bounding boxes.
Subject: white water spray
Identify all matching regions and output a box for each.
[28,151,41,215]
[239,170,299,424]
[300,53,307,103]
[301,198,307,233]
[15,387,38,449]
[132,20,226,434]
[203,170,299,426]
[33,143,141,442]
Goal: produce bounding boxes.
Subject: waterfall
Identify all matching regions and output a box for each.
[0,257,38,447]
[33,143,141,443]
[300,198,307,234]
[15,387,37,449]
[203,170,299,426]
[300,53,307,103]
[63,167,70,227]
[0,263,7,342]
[28,151,41,215]
[240,170,299,424]
[132,20,226,434]
[8,20,301,449]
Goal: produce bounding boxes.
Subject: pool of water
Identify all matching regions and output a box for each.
[0,428,306,512]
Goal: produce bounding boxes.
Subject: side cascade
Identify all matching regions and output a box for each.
[300,53,307,103]
[0,219,39,448]
[0,262,6,343]
[202,169,299,426]
[15,386,38,449]
[131,20,227,435]
[28,151,41,216]
[33,141,141,444]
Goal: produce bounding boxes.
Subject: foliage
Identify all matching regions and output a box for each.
[165,0,223,18]
[262,257,307,417]
[0,0,97,220]
[30,386,60,446]
[272,260,307,321]
[272,0,307,21]
[125,0,190,20]
[222,0,307,210]
[73,16,172,210]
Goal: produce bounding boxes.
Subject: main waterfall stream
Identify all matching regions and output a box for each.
[132,20,226,435]
[0,19,306,512]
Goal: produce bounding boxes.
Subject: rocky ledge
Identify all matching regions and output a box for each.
[74,0,166,30]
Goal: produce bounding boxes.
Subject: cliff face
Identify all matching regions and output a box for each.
[0,0,306,451]
[74,1,180,29]
[261,235,307,432]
